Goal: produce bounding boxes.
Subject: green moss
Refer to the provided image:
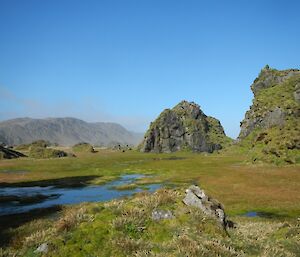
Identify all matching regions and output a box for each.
[72,143,95,153]
[238,68,300,165]
[29,146,67,159]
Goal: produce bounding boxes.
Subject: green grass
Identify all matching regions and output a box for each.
[1,189,299,257]
[0,150,299,256]
[0,149,299,215]
[238,69,300,165]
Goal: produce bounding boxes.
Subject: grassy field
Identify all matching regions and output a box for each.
[0,149,300,256]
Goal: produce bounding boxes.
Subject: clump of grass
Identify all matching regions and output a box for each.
[112,236,152,255]
[133,188,179,211]
[55,206,93,232]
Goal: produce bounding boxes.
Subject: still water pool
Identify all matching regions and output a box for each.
[0,174,161,216]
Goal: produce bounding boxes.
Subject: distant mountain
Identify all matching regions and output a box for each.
[0,117,143,146]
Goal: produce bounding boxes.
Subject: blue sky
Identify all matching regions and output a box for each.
[0,0,299,138]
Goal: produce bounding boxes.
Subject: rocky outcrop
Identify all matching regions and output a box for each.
[139,101,231,153]
[239,66,300,140]
[183,185,233,229]
[238,66,300,164]
[0,146,26,159]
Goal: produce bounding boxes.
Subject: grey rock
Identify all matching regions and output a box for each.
[238,67,300,140]
[35,243,48,253]
[0,146,26,159]
[294,83,300,103]
[151,209,174,221]
[251,66,300,96]
[183,185,230,228]
[139,101,229,153]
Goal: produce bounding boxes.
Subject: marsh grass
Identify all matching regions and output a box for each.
[0,188,299,256]
[0,150,299,256]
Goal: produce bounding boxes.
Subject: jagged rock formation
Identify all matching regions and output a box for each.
[238,66,300,164]
[0,117,143,147]
[183,185,233,229]
[0,146,26,159]
[139,101,231,153]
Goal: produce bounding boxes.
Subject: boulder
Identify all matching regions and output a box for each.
[0,146,26,159]
[183,185,232,229]
[139,101,231,153]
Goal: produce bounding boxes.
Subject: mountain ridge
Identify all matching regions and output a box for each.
[0,117,143,146]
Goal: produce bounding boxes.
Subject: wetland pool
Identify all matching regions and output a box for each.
[0,174,161,216]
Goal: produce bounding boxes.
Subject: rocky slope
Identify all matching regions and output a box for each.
[238,65,300,164]
[139,101,231,153]
[0,118,143,146]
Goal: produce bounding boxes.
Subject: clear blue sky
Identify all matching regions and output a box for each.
[0,0,299,138]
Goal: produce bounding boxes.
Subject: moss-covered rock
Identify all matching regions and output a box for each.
[28,146,68,159]
[238,66,300,164]
[72,142,95,153]
[139,101,232,153]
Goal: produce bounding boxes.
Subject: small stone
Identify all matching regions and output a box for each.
[35,243,48,253]
[151,209,174,221]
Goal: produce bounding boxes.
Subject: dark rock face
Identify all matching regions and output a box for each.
[0,146,26,159]
[239,66,300,140]
[139,101,229,153]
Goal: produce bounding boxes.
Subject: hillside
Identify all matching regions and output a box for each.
[139,100,232,153]
[237,66,300,164]
[0,117,143,146]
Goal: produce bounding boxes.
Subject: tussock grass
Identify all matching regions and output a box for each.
[0,188,299,256]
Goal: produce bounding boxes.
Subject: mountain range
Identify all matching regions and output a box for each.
[0,117,143,146]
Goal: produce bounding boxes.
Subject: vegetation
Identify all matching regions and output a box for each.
[237,67,300,165]
[15,140,51,151]
[0,187,299,256]
[72,143,95,153]
[28,146,68,159]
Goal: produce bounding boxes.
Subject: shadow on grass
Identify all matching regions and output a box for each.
[0,205,62,247]
[0,175,100,188]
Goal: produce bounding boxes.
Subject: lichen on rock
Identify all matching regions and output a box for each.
[238,66,300,164]
[139,100,231,153]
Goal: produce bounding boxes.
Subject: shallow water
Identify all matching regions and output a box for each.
[0,170,29,174]
[243,211,280,218]
[0,174,161,216]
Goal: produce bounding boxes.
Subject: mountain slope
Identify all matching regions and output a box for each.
[139,100,231,153]
[237,66,300,164]
[0,117,143,146]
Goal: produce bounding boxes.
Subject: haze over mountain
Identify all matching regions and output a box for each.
[0,117,143,146]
